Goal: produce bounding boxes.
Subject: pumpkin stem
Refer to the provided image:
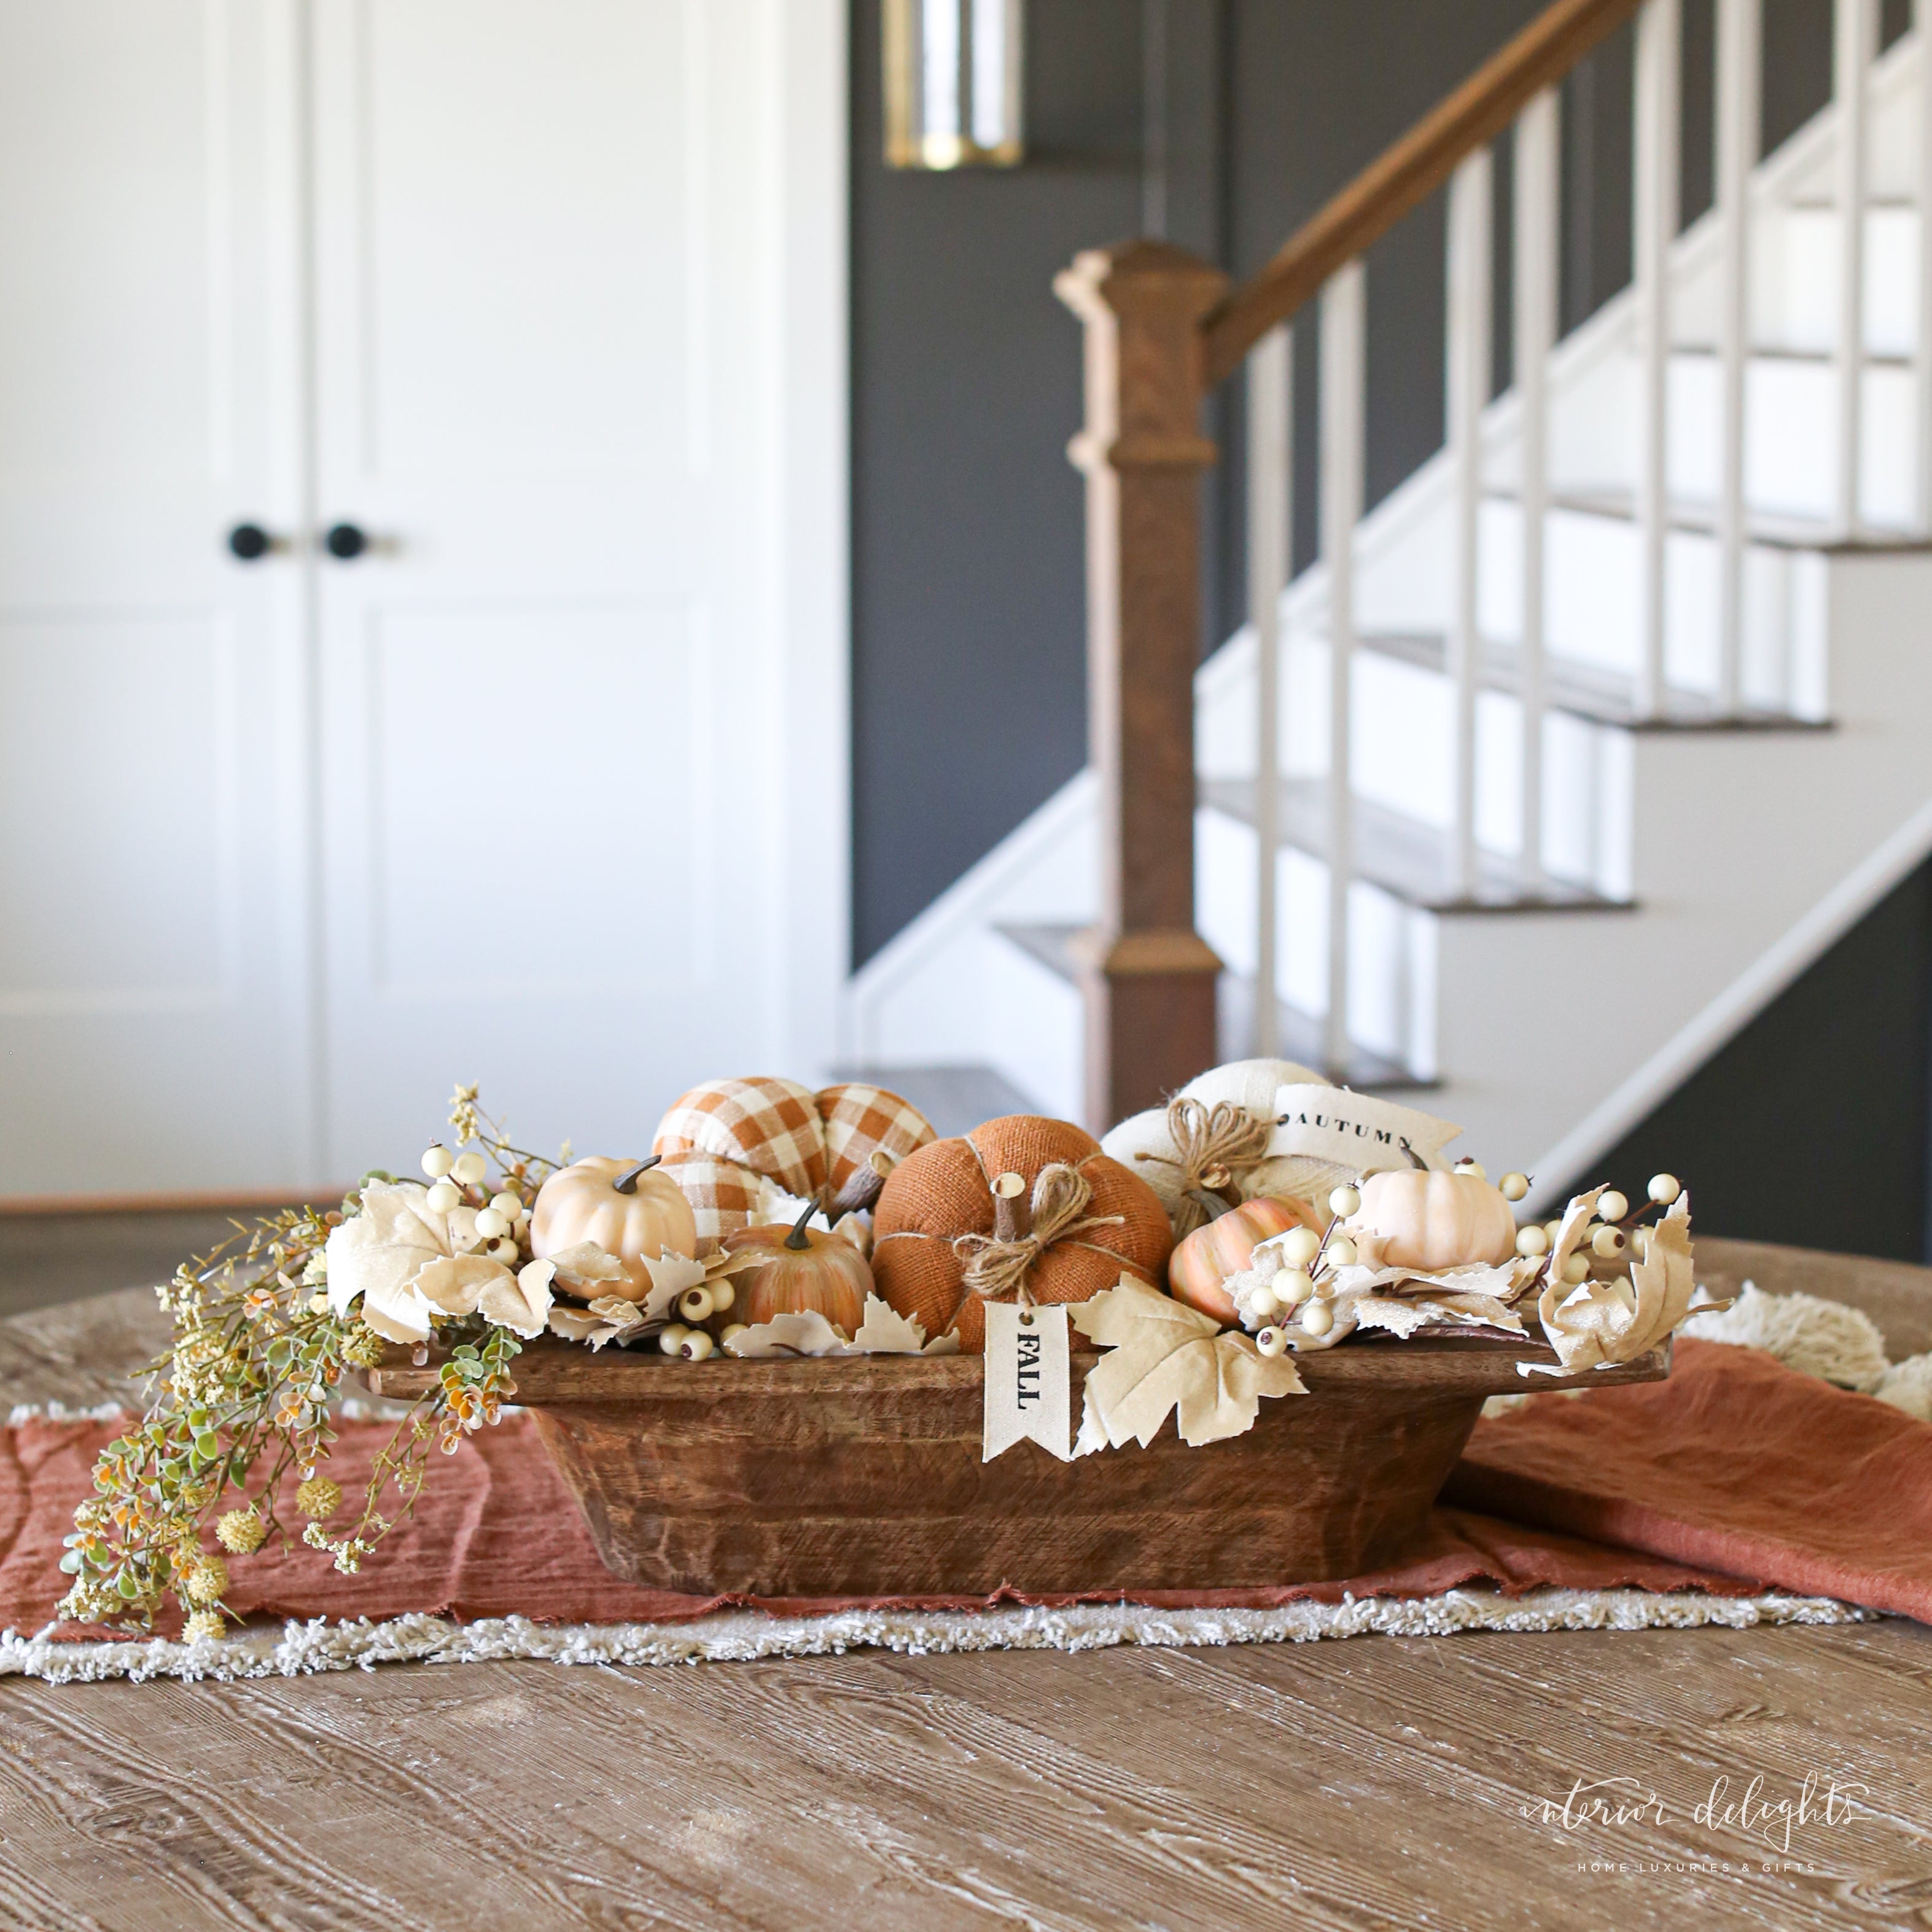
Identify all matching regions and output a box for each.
[612,1156,663,1195]
[1183,1186,1237,1223]
[1398,1137,1430,1172]
[991,1171,1031,1244]
[784,1197,820,1251]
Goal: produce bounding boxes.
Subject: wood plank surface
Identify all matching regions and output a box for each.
[2,1622,1929,1930]
[4,1253,1932,1930]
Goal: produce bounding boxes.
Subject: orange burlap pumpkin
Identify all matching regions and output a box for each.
[652,1077,936,1253]
[871,1115,1174,1354]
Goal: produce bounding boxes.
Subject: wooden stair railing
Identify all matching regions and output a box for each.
[1054,0,1649,1132]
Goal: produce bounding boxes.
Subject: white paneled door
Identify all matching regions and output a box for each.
[0,0,846,1196]
[0,2,311,1195]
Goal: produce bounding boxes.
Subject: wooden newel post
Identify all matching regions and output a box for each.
[1055,240,1231,1134]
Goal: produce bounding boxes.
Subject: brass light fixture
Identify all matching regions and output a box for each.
[884,0,1024,169]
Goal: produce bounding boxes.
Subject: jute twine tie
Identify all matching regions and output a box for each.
[1134,1097,1274,1237]
[951,1163,1124,1304]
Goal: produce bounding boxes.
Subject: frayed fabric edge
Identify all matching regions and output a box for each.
[0,1588,1869,1686]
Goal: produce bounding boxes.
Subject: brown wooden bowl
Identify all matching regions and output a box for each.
[361,1333,1669,1596]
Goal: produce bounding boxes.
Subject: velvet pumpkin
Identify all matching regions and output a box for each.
[723,1220,873,1334]
[870,1115,1173,1354]
[529,1156,698,1302]
[1167,1194,1325,1325]
[1345,1168,1517,1272]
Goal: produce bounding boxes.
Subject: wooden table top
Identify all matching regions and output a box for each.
[4,1240,1931,1931]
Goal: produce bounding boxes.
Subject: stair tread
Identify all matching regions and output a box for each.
[1354,629,1831,732]
[991,923,1431,1093]
[1495,482,1926,551]
[1665,341,1913,368]
[1198,778,1633,914]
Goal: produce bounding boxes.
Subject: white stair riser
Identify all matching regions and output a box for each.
[1196,807,1439,1075]
[1478,501,1829,710]
[983,942,1083,1121]
[1439,548,1932,1196]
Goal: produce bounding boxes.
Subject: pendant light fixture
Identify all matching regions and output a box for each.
[883,0,1025,169]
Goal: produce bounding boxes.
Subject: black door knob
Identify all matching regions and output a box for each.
[227,523,273,561]
[324,522,368,560]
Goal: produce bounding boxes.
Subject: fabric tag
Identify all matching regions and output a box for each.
[1266,1084,1463,1174]
[982,1302,1072,1462]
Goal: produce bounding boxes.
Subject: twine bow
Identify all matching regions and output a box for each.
[951,1163,1124,1303]
[1134,1097,1275,1238]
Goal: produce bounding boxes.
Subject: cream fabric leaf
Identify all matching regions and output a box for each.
[639,1250,709,1324]
[1618,1195,1697,1358]
[545,1241,630,1293]
[324,1184,446,1321]
[1535,1189,1702,1371]
[1070,1276,1306,1448]
[1072,1382,1110,1458]
[411,1254,502,1319]
[547,1295,650,1351]
[1414,1290,1527,1333]
[477,1259,555,1338]
[1349,1297,1436,1339]
[851,1295,929,1354]
[723,1311,852,1357]
[358,1279,436,1344]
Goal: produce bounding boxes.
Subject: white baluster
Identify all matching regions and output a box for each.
[1834,0,1874,537]
[1247,324,1290,1058]
[1634,0,1680,722]
[1918,0,1932,533]
[1320,262,1365,1075]
[1514,90,1558,886]
[1446,149,1492,902]
[1715,0,1759,714]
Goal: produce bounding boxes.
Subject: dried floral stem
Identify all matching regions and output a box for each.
[60,1087,539,1633]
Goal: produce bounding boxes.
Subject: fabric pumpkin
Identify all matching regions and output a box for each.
[1100,1056,1349,1238]
[1346,1168,1518,1273]
[652,1077,935,1253]
[871,1115,1173,1354]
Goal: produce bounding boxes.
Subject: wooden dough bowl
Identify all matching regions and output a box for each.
[362,1334,1669,1597]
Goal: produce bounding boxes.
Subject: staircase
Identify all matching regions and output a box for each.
[843,0,1932,1198]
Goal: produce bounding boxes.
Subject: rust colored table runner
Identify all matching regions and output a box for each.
[4,1340,1926,1639]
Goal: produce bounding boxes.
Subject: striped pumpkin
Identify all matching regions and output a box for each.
[1167,1195,1325,1325]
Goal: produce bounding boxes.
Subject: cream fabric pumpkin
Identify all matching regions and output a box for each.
[1344,1169,1517,1273]
[1100,1057,1347,1234]
[529,1156,698,1302]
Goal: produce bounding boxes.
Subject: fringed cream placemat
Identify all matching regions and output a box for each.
[1,1588,1866,1686]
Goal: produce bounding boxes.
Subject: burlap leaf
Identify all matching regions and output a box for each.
[1069,1276,1306,1448]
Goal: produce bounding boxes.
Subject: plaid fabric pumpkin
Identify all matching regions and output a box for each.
[652,1077,937,1252]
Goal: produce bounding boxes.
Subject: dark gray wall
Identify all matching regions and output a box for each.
[849,0,1932,1253]
[1577,860,1932,1262]
[850,0,1143,966]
